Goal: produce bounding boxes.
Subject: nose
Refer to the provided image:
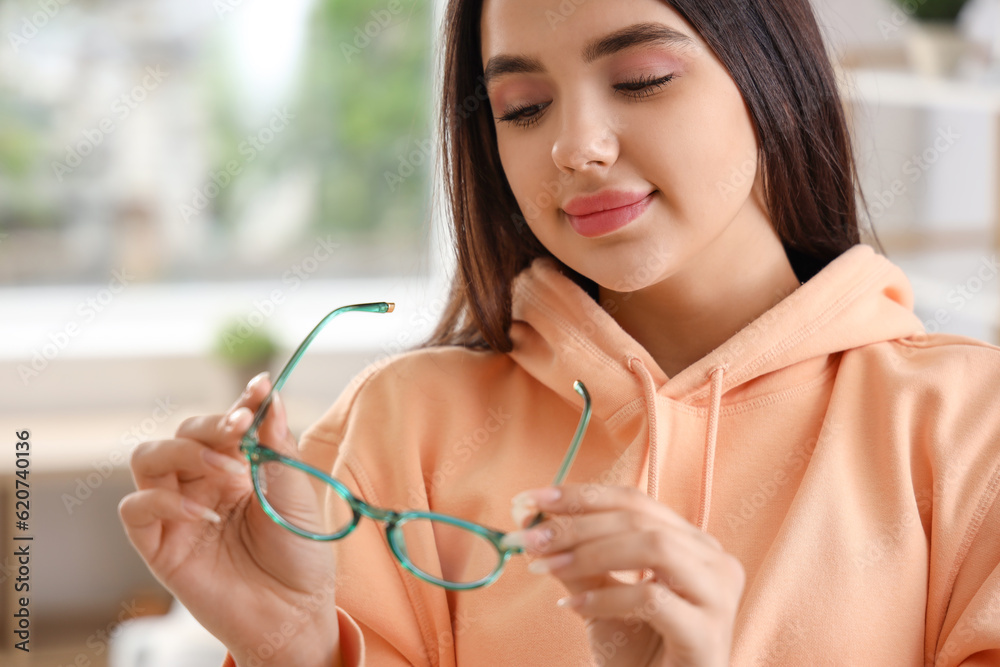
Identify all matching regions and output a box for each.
[550,100,621,174]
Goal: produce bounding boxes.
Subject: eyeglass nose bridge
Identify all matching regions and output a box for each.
[357,506,430,579]
[355,502,401,525]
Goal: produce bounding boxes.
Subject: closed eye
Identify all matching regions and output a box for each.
[495,73,676,129]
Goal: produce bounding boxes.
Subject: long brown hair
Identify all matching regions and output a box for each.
[423,0,883,353]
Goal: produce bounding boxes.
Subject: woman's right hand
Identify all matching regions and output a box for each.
[119,373,342,667]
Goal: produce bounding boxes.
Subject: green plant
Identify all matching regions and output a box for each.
[891,0,970,22]
[213,319,279,368]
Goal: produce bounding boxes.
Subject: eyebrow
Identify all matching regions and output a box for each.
[483,22,695,86]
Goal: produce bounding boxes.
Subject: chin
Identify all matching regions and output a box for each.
[580,248,677,294]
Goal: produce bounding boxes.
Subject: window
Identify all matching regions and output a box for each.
[0,0,439,285]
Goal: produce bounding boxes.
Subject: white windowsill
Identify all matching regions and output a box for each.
[0,274,449,361]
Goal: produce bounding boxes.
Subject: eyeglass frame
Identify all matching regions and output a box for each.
[238,301,592,591]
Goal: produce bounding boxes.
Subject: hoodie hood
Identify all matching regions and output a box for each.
[507,243,925,534]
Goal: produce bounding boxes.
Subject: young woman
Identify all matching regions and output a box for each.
[119,0,1000,665]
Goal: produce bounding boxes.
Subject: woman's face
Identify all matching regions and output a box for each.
[481,0,769,293]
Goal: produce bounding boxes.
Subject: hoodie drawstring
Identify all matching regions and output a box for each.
[698,365,726,532]
[627,356,661,502]
[626,357,727,534]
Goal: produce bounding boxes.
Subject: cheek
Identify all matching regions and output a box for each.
[712,99,760,205]
[690,91,759,211]
[637,87,758,220]
[498,138,559,223]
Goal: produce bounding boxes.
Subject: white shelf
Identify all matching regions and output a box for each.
[841,67,1000,111]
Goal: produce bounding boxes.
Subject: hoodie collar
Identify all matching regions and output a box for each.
[625,355,727,531]
[507,243,925,531]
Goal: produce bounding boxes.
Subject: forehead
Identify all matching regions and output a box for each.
[480,0,700,63]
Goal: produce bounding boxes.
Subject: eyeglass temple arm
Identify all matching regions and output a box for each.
[526,380,591,529]
[243,301,395,443]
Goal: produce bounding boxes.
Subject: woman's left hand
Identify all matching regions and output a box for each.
[501,483,746,667]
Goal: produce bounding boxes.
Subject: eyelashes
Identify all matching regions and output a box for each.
[495,73,677,129]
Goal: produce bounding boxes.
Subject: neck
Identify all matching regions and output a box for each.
[597,209,801,379]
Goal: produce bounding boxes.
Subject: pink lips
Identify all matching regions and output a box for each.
[563,190,656,238]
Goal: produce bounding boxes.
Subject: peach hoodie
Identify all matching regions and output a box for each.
[223,243,1000,666]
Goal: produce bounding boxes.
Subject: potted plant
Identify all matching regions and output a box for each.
[212,319,280,395]
[892,0,972,77]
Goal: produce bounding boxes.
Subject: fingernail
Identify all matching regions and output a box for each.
[224,407,252,433]
[183,498,223,524]
[230,372,269,411]
[512,487,561,507]
[247,372,269,394]
[500,530,525,551]
[510,500,539,528]
[527,552,572,574]
[556,591,588,609]
[500,526,553,551]
[202,448,248,475]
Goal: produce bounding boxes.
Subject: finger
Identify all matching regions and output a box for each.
[504,509,658,555]
[118,488,222,561]
[512,484,705,542]
[174,372,272,455]
[220,373,298,459]
[252,390,298,458]
[539,512,717,562]
[227,370,272,413]
[130,438,249,487]
[537,530,721,607]
[557,579,700,640]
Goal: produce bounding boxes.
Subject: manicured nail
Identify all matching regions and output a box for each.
[500,530,525,551]
[230,372,269,411]
[500,526,554,551]
[224,407,252,433]
[557,591,589,609]
[241,372,269,401]
[512,487,561,507]
[527,552,573,574]
[511,500,539,528]
[202,448,248,475]
[182,498,222,524]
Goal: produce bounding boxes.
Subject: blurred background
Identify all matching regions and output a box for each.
[0,0,999,663]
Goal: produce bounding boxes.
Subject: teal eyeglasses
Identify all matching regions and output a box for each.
[239,302,592,591]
